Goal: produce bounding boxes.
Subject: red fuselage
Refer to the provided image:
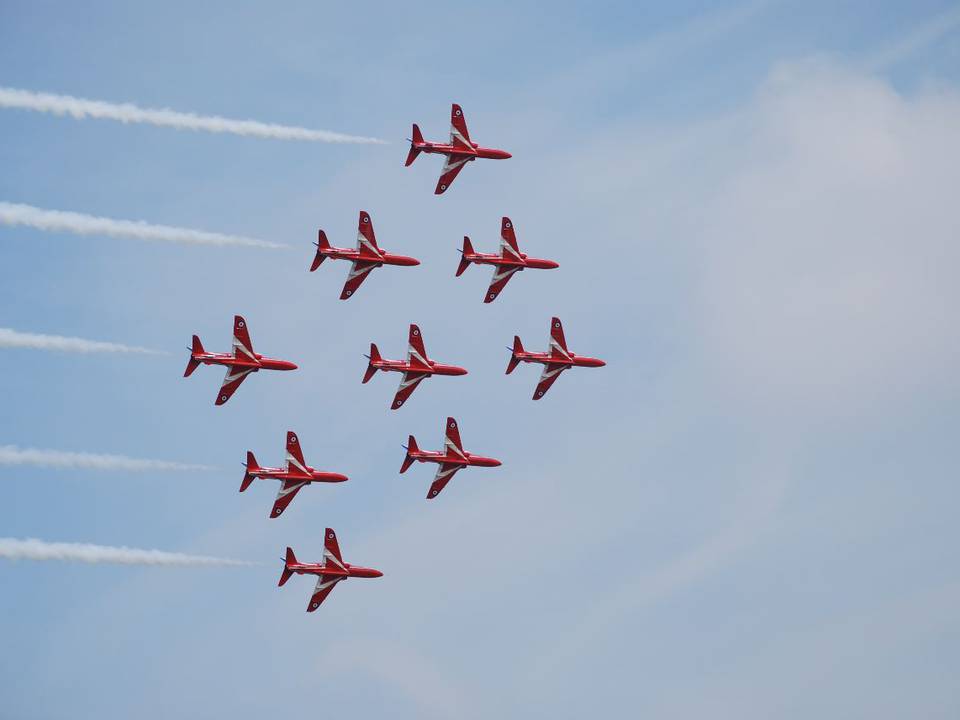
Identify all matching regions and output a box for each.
[372,357,468,378]
[464,251,560,271]
[285,562,383,580]
[407,449,502,469]
[514,351,606,369]
[193,352,298,372]
[414,141,512,161]
[249,465,347,484]
[317,245,420,267]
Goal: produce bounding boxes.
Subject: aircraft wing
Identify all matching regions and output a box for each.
[406,324,430,369]
[533,363,567,400]
[356,210,382,259]
[340,260,378,300]
[443,417,466,460]
[484,265,521,303]
[271,479,308,518]
[427,462,463,499]
[215,366,254,405]
[435,155,471,195]
[391,371,428,410]
[500,217,522,260]
[307,574,343,612]
[285,431,310,476]
[548,317,571,359]
[232,315,256,361]
[323,528,346,571]
[449,104,473,150]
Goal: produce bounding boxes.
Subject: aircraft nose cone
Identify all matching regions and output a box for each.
[491,459,502,467]
[372,569,384,578]
[502,151,513,159]
[597,359,607,367]
[454,366,468,376]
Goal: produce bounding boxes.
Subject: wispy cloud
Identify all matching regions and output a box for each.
[0,201,284,248]
[0,327,161,355]
[0,86,387,144]
[0,445,210,472]
[0,538,253,566]
[865,5,960,70]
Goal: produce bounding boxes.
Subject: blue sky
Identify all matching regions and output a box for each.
[1,1,959,717]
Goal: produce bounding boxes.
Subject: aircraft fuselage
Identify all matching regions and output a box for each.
[286,562,383,580]
[407,450,502,468]
[372,358,468,377]
[248,466,348,484]
[513,352,606,369]
[317,246,420,267]
[193,352,298,372]
[463,252,559,270]
[414,141,512,161]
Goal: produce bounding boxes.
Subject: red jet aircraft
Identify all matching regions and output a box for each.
[364,324,468,410]
[241,431,348,518]
[278,528,382,612]
[184,315,297,405]
[457,216,559,303]
[405,103,512,194]
[400,417,501,499]
[310,210,420,300]
[507,317,606,400]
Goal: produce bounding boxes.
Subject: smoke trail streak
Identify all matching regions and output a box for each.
[0,538,254,566]
[0,202,284,248]
[0,446,211,472]
[0,328,162,355]
[0,86,387,144]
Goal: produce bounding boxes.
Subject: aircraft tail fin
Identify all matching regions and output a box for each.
[311,230,331,271]
[456,236,474,276]
[279,547,297,586]
[240,451,259,492]
[362,343,381,383]
[183,335,204,377]
[506,335,524,374]
[400,435,419,473]
[405,124,424,166]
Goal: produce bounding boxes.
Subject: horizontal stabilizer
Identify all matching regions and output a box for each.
[457,236,474,276]
[310,230,330,271]
[279,547,297,586]
[400,435,419,473]
[363,343,381,383]
[506,336,524,374]
[240,451,259,492]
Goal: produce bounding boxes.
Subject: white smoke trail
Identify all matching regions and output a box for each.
[0,201,284,248]
[0,327,161,355]
[0,445,211,472]
[0,538,253,566]
[0,86,387,144]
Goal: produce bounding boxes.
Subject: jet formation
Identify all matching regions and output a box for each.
[180,104,605,611]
